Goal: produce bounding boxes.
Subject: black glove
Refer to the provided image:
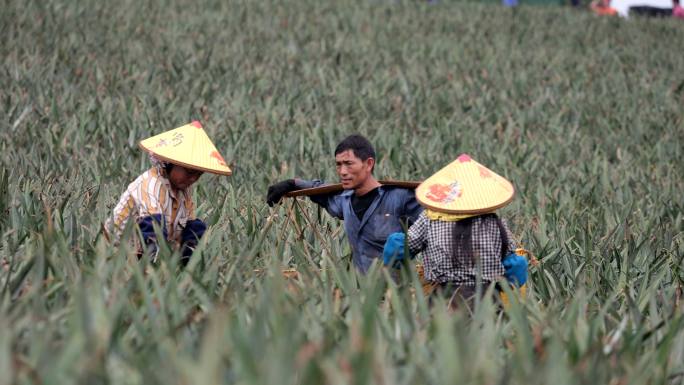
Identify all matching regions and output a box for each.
[266,179,298,207]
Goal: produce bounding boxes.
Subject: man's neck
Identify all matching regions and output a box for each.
[354,177,381,196]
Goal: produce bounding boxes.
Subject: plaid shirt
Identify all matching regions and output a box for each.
[407,212,516,285]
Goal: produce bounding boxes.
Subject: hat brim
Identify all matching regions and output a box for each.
[139,143,233,176]
[415,154,515,214]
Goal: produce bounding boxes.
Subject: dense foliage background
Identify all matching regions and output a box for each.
[1,0,683,383]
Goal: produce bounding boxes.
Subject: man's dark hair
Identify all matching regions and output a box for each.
[334,134,376,163]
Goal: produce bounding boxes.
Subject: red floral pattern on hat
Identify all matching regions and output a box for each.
[426,182,462,203]
[210,151,227,166]
[478,165,491,178]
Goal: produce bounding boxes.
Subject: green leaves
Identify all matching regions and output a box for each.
[1,0,684,383]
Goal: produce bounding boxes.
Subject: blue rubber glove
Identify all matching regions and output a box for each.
[383,232,407,268]
[502,252,528,286]
[180,219,207,265]
[137,214,167,260]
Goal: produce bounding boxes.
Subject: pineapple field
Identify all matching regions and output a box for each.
[1,0,684,384]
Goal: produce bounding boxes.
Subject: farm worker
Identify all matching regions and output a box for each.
[105,121,231,265]
[382,154,528,309]
[265,134,423,273]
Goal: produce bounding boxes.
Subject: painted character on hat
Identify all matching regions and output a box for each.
[104,121,231,268]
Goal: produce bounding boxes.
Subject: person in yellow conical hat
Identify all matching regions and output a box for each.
[382,154,527,310]
[104,121,231,265]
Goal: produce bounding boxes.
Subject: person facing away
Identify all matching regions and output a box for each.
[405,211,518,308]
[382,154,527,309]
[105,121,232,265]
[266,134,423,273]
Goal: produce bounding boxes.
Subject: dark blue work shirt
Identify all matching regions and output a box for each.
[295,180,423,273]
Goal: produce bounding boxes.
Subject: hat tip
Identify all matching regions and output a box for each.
[190,121,202,128]
[457,154,471,162]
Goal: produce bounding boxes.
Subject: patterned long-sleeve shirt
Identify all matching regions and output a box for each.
[407,212,516,285]
[105,167,195,244]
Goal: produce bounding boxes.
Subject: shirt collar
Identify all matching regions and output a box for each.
[342,185,387,198]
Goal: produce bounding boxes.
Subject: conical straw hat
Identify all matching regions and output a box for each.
[139,121,232,176]
[415,154,514,214]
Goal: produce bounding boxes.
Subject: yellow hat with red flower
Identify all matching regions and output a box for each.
[139,121,232,176]
[415,154,514,214]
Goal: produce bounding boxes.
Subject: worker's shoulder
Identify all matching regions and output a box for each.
[380,185,416,197]
[126,168,165,190]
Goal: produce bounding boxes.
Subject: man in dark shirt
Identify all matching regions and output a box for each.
[266,135,423,273]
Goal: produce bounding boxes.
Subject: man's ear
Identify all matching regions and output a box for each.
[365,157,375,172]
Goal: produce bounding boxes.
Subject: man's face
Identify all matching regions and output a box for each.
[335,149,374,190]
[168,165,203,190]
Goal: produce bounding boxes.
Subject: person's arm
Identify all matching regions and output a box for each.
[134,173,170,257]
[106,176,161,242]
[401,190,423,227]
[105,193,134,242]
[297,179,346,219]
[498,217,527,286]
[406,211,428,255]
[382,211,427,267]
[267,178,344,219]
[500,218,518,253]
[266,179,299,206]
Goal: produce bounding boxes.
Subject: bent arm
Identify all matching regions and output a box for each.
[293,178,345,219]
[406,212,428,255]
[105,192,137,242]
[402,190,423,227]
[501,218,518,253]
